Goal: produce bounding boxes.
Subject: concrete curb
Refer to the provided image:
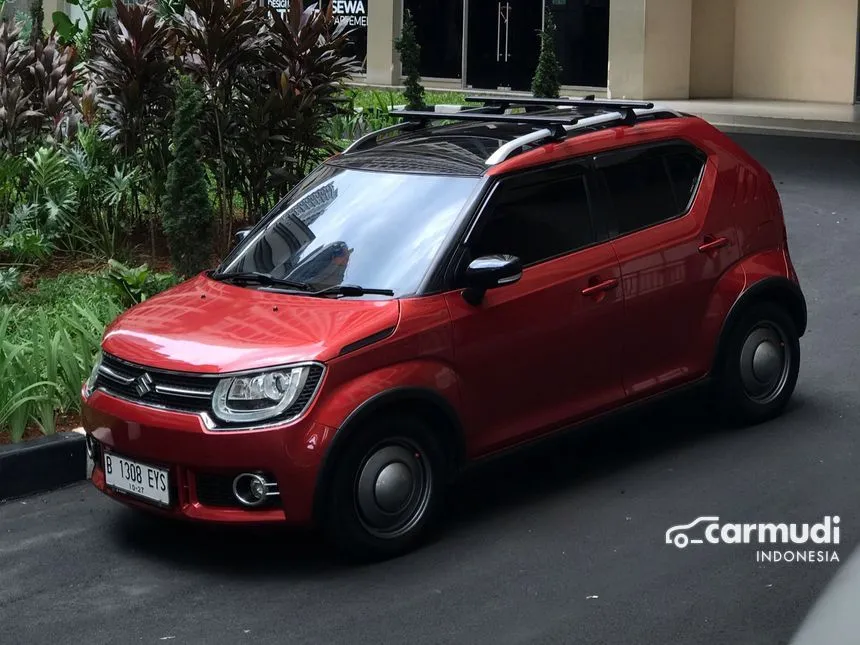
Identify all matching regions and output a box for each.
[0,431,89,501]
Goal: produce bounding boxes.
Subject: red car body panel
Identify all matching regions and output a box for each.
[102,275,400,372]
[82,114,804,527]
[445,242,626,456]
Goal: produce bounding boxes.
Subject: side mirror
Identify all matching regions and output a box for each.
[234,228,251,247]
[462,254,522,305]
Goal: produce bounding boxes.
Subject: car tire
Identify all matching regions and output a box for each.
[321,412,448,562]
[715,301,800,426]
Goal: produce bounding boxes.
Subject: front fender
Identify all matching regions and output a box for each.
[312,359,461,431]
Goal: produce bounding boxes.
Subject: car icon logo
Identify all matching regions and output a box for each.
[665,516,720,549]
[135,373,154,397]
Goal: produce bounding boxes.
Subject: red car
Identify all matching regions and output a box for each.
[82,96,806,560]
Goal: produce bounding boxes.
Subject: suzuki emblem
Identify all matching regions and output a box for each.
[135,372,154,397]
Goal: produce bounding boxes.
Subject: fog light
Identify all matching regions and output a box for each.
[232,473,275,507]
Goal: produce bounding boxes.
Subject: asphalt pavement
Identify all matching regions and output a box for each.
[2,134,860,645]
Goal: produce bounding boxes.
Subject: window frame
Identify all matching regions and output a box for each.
[590,139,708,240]
[443,156,609,287]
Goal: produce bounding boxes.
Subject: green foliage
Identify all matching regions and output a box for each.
[0,267,21,300]
[394,9,424,110]
[104,259,178,308]
[531,10,562,99]
[0,272,123,441]
[51,0,111,53]
[163,76,213,276]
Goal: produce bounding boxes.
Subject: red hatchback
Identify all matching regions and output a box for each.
[82,97,806,560]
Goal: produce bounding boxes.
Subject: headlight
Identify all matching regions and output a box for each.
[212,365,311,424]
[84,350,103,397]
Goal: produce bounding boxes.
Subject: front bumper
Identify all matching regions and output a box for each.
[82,388,336,525]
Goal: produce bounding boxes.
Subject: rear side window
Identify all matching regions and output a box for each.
[469,173,595,266]
[597,143,706,236]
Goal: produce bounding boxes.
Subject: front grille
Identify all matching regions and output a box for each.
[95,353,324,423]
[195,473,281,509]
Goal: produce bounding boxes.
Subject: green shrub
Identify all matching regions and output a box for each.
[394,9,424,110]
[162,76,214,277]
[105,259,178,309]
[0,267,21,301]
[531,10,562,99]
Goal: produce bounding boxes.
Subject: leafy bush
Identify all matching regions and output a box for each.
[394,9,424,110]
[0,273,123,441]
[531,10,562,99]
[0,267,21,301]
[163,76,214,276]
[104,259,178,308]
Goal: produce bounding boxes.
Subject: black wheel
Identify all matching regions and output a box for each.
[715,301,800,425]
[321,413,448,561]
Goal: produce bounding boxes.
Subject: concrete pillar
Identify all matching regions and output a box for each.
[608,0,693,100]
[689,0,735,98]
[365,0,401,86]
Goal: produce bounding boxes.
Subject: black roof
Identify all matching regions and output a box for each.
[327,120,550,176]
[327,99,676,177]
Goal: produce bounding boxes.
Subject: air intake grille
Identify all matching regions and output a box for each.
[95,354,324,423]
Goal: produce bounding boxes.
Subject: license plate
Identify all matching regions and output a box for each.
[104,452,170,506]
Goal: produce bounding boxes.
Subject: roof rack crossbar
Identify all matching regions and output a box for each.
[465,95,655,111]
[484,110,648,166]
[388,109,581,128]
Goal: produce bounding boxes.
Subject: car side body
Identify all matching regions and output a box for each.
[82,99,806,559]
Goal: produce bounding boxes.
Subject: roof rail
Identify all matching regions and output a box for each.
[484,109,657,166]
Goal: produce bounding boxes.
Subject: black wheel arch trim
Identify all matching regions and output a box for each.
[311,386,467,524]
[713,276,807,372]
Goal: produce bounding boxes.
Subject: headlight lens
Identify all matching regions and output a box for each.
[84,350,102,397]
[212,366,310,424]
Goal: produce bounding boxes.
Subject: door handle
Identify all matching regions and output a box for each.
[504,2,511,62]
[496,3,502,62]
[698,236,729,253]
[581,278,619,297]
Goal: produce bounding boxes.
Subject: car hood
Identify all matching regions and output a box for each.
[101,274,401,373]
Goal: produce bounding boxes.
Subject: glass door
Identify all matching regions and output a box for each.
[467,0,543,91]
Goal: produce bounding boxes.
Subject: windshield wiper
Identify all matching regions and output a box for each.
[311,284,395,297]
[210,271,312,291]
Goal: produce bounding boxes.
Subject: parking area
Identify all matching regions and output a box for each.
[2,134,860,645]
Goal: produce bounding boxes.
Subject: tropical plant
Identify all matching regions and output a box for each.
[104,258,177,308]
[24,146,78,237]
[0,20,39,156]
[174,0,267,245]
[24,35,79,140]
[163,75,213,276]
[531,9,562,99]
[0,267,21,300]
[51,0,112,55]
[394,8,423,110]
[262,1,357,187]
[88,0,174,257]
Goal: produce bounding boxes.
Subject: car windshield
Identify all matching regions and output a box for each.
[216,165,481,297]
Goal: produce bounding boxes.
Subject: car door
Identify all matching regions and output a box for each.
[444,163,627,457]
[592,141,739,399]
